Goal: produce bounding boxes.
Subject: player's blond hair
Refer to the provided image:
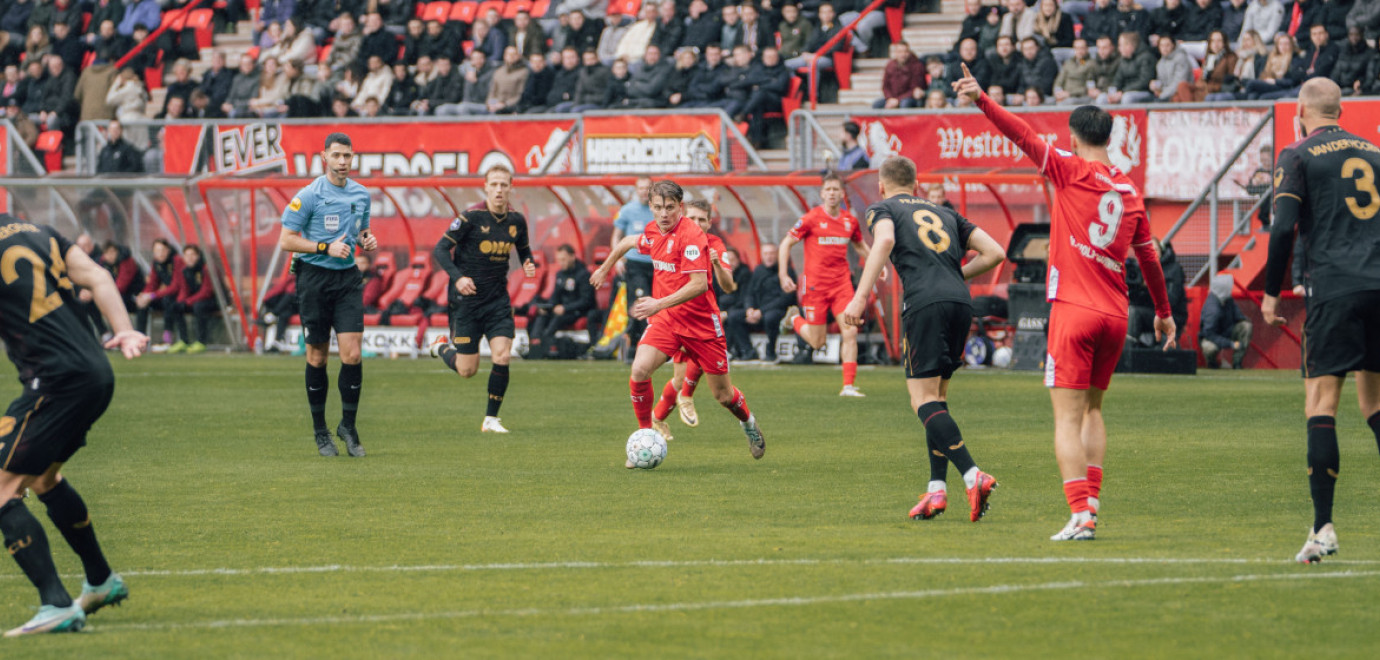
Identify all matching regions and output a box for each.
[685,199,712,215]
[879,157,917,189]
[484,164,514,182]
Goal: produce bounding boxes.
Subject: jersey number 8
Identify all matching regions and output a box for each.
[1342,157,1380,220]
[912,210,951,253]
[1,238,74,323]
[1090,191,1124,249]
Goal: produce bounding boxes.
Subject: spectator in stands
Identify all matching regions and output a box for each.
[1332,25,1374,93]
[24,25,50,65]
[946,37,991,96]
[1208,27,1267,97]
[795,3,847,72]
[740,3,774,54]
[1100,30,1156,103]
[37,53,74,131]
[727,245,794,362]
[177,88,216,118]
[1221,0,1250,40]
[563,10,603,55]
[1083,0,1121,43]
[529,244,597,360]
[223,53,261,117]
[617,3,658,66]
[1199,273,1252,369]
[263,18,316,66]
[721,43,755,115]
[954,0,999,51]
[484,46,530,114]
[776,3,812,59]
[1053,38,1097,103]
[1089,35,1122,96]
[356,12,396,68]
[400,18,425,65]
[838,120,868,169]
[618,43,671,107]
[18,59,43,116]
[682,0,718,50]
[1023,85,1046,104]
[682,43,729,107]
[0,0,30,46]
[100,240,142,314]
[1033,0,1076,48]
[1001,0,1037,42]
[87,0,122,37]
[664,46,699,108]
[198,50,234,108]
[985,35,1022,100]
[536,46,580,111]
[1150,34,1195,100]
[415,20,449,62]
[741,46,789,147]
[473,18,508,63]
[1116,0,1152,40]
[104,65,147,142]
[254,0,295,42]
[161,59,198,116]
[379,0,413,29]
[652,1,685,55]
[1316,0,1353,41]
[324,13,362,84]
[159,94,185,120]
[383,63,416,115]
[117,0,158,38]
[1242,0,1284,43]
[1150,0,1191,44]
[0,64,22,107]
[517,52,554,112]
[874,41,923,108]
[1350,0,1380,39]
[136,238,181,339]
[169,244,216,353]
[352,54,393,112]
[73,57,117,123]
[509,10,546,59]
[247,57,289,116]
[598,14,629,63]
[329,94,356,117]
[1192,29,1241,98]
[1244,29,1312,97]
[1181,0,1224,42]
[718,4,743,51]
[5,100,38,148]
[121,22,158,72]
[605,56,631,105]
[435,49,494,114]
[280,58,325,116]
[87,19,123,64]
[49,20,85,73]
[925,54,950,93]
[1016,36,1058,101]
[924,88,949,107]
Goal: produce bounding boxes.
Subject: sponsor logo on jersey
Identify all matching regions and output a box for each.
[449,217,463,231]
[653,259,678,272]
[479,240,514,256]
[685,245,701,261]
[818,236,849,245]
[289,197,302,212]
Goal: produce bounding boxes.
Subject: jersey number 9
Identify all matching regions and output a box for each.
[1090,191,1124,249]
[912,210,951,253]
[1,237,74,323]
[1342,157,1380,221]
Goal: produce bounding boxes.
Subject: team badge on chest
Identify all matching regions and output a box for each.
[324,214,340,232]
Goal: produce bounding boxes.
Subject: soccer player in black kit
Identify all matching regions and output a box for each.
[841,157,1007,522]
[429,165,537,433]
[0,215,148,636]
[1260,78,1380,563]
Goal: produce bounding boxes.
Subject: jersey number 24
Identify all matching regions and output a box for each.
[1,237,73,323]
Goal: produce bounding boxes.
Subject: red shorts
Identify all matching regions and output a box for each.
[1045,302,1127,391]
[642,320,730,375]
[799,280,854,326]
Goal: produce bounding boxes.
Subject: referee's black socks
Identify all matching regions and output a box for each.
[339,362,362,428]
[1307,416,1339,533]
[486,364,510,417]
[917,401,975,478]
[1,499,71,607]
[306,364,329,431]
[39,479,112,586]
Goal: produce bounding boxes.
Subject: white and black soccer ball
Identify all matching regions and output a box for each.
[992,346,1013,368]
[626,429,667,469]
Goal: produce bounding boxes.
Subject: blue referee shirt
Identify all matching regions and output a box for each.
[281,176,372,270]
[614,200,653,264]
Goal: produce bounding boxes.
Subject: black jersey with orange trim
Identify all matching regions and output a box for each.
[433,206,534,304]
[864,194,976,315]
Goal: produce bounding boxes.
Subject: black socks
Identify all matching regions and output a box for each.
[38,480,111,586]
[438,344,459,371]
[487,363,510,417]
[917,401,975,477]
[1369,411,1380,456]
[306,363,328,432]
[1307,416,1339,533]
[338,362,362,428]
[1,499,71,607]
[928,402,950,482]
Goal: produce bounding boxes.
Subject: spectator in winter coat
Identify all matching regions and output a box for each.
[954,0,1001,50]
[509,10,547,58]
[665,46,699,108]
[1000,0,1037,42]
[562,10,604,55]
[1116,0,1152,40]
[417,20,456,61]
[528,245,597,360]
[651,0,685,55]
[946,38,991,96]
[616,3,659,65]
[1054,38,1097,103]
[1016,36,1059,99]
[413,56,462,113]
[1349,0,1380,40]
[786,3,842,69]
[485,46,530,113]
[1181,0,1224,42]
[37,54,76,131]
[100,241,143,311]
[617,44,672,107]
[604,57,632,106]
[518,52,555,112]
[777,2,813,59]
[1333,25,1375,93]
[1222,0,1250,40]
[170,244,217,353]
[94,119,143,175]
[1246,24,1332,97]
[1241,0,1284,43]
[725,245,796,361]
[1192,30,1241,99]
[223,53,261,117]
[838,119,869,170]
[1317,0,1354,42]
[720,44,755,116]
[1100,30,1157,102]
[104,65,147,130]
[117,0,158,37]
[1151,35,1196,100]
[135,238,183,338]
[351,54,394,112]
[683,0,720,50]
[472,18,508,63]
[1082,0,1121,43]
[738,3,774,55]
[683,43,730,107]
[49,21,87,73]
[261,17,316,66]
[985,35,1023,99]
[356,12,398,67]
[1032,0,1077,48]
[199,51,235,108]
[537,47,581,111]
[1199,273,1252,368]
[874,41,925,108]
[1150,0,1192,43]
[741,46,791,146]
[718,4,743,52]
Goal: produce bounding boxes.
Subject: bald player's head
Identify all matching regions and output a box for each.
[1298,78,1342,127]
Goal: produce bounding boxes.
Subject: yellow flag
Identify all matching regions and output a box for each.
[596,282,629,348]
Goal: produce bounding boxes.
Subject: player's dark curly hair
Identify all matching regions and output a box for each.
[650,180,684,203]
[1069,106,1112,148]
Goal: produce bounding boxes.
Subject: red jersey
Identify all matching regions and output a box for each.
[788,206,862,291]
[976,95,1171,319]
[636,217,723,340]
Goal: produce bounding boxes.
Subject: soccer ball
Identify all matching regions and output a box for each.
[992,346,1013,368]
[626,429,667,469]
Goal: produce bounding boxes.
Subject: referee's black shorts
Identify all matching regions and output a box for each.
[295,262,364,345]
[1303,289,1380,378]
[902,301,973,380]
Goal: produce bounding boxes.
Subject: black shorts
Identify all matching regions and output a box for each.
[1303,290,1380,378]
[1,380,114,476]
[295,263,364,345]
[450,294,515,355]
[902,301,973,380]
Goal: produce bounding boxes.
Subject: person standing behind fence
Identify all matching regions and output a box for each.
[610,177,656,348]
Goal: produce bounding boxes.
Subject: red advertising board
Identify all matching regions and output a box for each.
[162,120,578,176]
[852,109,1148,188]
[1273,97,1380,153]
[581,114,723,173]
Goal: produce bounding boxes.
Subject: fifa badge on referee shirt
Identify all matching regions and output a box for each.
[324,215,340,231]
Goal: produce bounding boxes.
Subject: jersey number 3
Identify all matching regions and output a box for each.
[1,238,73,322]
[1090,191,1124,249]
[912,210,951,253]
[1342,157,1380,220]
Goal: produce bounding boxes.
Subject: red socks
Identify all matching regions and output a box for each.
[1086,465,1103,499]
[843,361,857,387]
[680,362,702,397]
[653,380,678,421]
[630,379,654,429]
[792,315,806,335]
[722,387,751,422]
[1063,478,1091,514]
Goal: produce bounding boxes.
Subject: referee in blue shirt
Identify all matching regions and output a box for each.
[278,133,378,457]
[609,177,655,345]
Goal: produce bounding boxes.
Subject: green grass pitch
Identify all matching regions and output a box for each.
[1,356,1378,658]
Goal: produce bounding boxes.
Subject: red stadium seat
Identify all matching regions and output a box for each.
[378,253,432,314]
[833,49,853,90]
[372,251,397,292]
[35,131,63,173]
[503,0,534,19]
[884,5,904,44]
[779,75,802,118]
[423,1,453,23]
[530,0,551,18]
[188,9,215,49]
[476,0,507,20]
[317,43,331,63]
[415,2,429,18]
[423,271,449,309]
[81,12,91,32]
[81,50,96,70]
[363,313,383,325]
[607,0,640,17]
[450,1,478,24]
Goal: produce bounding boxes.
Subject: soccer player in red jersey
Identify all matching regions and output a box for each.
[779,173,874,396]
[955,64,1176,540]
[650,200,739,440]
[591,181,766,465]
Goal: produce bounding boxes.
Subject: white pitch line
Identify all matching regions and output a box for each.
[96,569,1380,632]
[7,556,1380,582]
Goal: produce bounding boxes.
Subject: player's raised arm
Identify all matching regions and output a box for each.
[961,227,1005,281]
[591,234,641,288]
[842,210,894,327]
[65,242,148,358]
[954,63,1064,183]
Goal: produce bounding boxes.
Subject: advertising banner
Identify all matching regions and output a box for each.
[581,114,723,173]
[851,109,1148,189]
[1145,107,1273,200]
[162,120,578,176]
